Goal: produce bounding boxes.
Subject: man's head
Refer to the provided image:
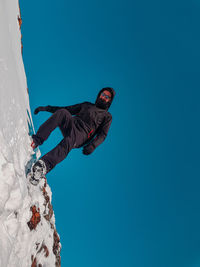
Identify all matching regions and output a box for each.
[95,87,115,110]
[99,90,112,103]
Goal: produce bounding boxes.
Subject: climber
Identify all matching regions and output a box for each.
[29,87,115,185]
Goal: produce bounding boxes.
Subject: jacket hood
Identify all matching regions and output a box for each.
[95,87,116,110]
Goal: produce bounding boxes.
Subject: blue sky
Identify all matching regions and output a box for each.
[21,0,200,266]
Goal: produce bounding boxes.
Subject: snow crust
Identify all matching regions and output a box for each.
[0,1,60,266]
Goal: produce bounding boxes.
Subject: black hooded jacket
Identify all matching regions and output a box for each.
[45,87,115,149]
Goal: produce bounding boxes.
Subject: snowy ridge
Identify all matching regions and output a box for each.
[0,1,61,266]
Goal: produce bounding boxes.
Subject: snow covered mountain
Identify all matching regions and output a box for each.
[0,1,61,266]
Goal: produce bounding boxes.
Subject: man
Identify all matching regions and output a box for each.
[29,87,115,185]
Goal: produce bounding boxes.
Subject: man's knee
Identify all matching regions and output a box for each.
[55,109,72,126]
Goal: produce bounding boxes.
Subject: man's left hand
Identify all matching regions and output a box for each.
[82,144,95,155]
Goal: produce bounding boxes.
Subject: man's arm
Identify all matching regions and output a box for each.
[46,104,82,115]
[34,103,82,115]
[83,114,112,155]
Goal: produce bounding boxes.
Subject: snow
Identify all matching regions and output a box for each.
[0,0,60,266]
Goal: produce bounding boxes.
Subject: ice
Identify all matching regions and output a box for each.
[0,0,60,266]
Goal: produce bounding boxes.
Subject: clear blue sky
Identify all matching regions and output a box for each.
[21,1,200,266]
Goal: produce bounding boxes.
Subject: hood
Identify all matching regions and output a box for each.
[95,87,116,110]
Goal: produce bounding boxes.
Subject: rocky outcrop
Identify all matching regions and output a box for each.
[27,177,61,267]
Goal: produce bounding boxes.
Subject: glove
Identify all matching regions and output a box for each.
[34,106,48,115]
[82,144,95,155]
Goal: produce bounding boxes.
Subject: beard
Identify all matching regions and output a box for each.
[95,98,110,110]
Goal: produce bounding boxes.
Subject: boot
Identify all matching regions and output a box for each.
[29,159,47,185]
[31,134,44,150]
[31,140,38,149]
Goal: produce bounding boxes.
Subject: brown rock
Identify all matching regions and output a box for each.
[53,230,61,266]
[31,256,37,267]
[38,242,49,258]
[27,206,41,230]
[17,15,22,28]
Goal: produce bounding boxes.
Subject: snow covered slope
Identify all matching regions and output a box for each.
[0,1,61,266]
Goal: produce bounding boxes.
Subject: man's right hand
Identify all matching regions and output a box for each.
[34,106,47,115]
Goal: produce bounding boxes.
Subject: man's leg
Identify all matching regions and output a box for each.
[32,109,73,146]
[40,130,76,173]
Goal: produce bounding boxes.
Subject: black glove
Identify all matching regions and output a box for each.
[34,106,48,115]
[82,144,95,155]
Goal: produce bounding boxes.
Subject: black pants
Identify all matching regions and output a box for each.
[33,109,87,173]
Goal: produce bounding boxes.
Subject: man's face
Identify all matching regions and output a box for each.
[100,90,112,103]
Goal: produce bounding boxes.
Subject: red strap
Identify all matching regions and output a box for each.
[88,129,94,138]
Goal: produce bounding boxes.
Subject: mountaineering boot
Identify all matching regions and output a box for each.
[31,140,38,150]
[31,134,44,150]
[29,159,47,185]
[31,135,40,150]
